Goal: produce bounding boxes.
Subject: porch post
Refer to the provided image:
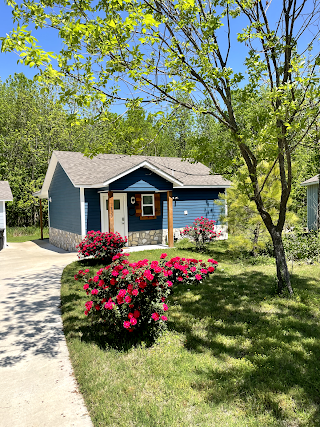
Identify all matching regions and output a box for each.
[167,190,174,247]
[108,191,114,233]
[40,199,43,240]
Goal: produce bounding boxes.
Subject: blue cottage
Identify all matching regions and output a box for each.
[34,151,231,251]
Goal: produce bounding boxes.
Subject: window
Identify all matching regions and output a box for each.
[142,194,154,216]
[106,199,121,210]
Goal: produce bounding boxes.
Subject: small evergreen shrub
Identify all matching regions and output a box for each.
[77,230,127,260]
[181,217,220,251]
[74,252,218,341]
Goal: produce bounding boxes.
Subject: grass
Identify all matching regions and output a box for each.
[7,226,49,242]
[61,241,320,427]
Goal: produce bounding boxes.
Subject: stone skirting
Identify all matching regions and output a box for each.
[49,227,83,251]
[128,229,163,246]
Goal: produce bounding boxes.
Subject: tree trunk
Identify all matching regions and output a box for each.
[270,228,293,295]
[317,169,320,231]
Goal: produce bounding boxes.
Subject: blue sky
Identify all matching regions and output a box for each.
[0,1,249,82]
[1,0,319,110]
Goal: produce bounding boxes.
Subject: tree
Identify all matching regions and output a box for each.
[0,74,92,226]
[222,162,299,257]
[2,1,320,294]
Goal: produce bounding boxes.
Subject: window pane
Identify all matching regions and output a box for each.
[114,199,120,210]
[143,205,153,215]
[143,195,153,205]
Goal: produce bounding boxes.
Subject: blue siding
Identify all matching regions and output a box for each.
[128,192,166,232]
[110,167,173,192]
[48,163,81,234]
[84,189,101,233]
[162,189,225,229]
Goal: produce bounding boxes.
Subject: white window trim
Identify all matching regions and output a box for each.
[142,193,155,217]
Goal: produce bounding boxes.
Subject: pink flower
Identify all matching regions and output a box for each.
[167,280,173,287]
[161,316,168,321]
[163,303,168,311]
[130,317,137,326]
[195,274,202,280]
[160,253,168,259]
[123,321,131,329]
[151,312,160,321]
[91,289,99,295]
[132,289,138,296]
[85,269,90,273]
[104,299,115,310]
[125,295,132,303]
[118,289,126,297]
[93,275,99,282]
[83,284,89,290]
[177,276,183,282]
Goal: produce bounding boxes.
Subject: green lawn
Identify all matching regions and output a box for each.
[7,226,49,242]
[61,241,320,427]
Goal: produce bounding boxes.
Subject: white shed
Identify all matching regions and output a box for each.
[0,181,13,249]
[301,175,319,231]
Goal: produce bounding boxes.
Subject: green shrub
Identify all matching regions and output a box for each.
[283,231,320,262]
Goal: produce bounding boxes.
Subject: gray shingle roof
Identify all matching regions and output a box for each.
[0,181,13,201]
[301,175,319,186]
[54,151,231,187]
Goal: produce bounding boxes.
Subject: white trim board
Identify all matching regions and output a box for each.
[102,161,184,187]
[80,188,86,237]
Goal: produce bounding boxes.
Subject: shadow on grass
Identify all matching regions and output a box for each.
[61,252,320,425]
[168,268,320,425]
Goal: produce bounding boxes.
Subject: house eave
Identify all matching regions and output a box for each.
[301,180,319,186]
[176,184,232,189]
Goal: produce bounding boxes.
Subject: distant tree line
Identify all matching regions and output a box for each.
[0,74,318,232]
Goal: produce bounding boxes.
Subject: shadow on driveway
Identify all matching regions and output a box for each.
[0,266,67,367]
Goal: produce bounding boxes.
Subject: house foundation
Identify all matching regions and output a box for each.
[128,230,163,246]
[49,227,82,251]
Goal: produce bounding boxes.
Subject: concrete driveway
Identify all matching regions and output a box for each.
[0,240,93,427]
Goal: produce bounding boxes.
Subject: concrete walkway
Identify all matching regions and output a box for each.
[0,240,93,427]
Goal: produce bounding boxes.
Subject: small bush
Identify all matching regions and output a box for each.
[77,230,127,261]
[74,252,218,342]
[181,217,221,251]
[283,231,320,262]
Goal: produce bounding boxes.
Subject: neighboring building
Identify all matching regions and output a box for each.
[0,181,13,250]
[34,151,231,251]
[301,175,319,231]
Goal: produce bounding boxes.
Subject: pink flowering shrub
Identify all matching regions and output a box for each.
[75,252,218,341]
[181,217,221,251]
[77,230,127,260]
